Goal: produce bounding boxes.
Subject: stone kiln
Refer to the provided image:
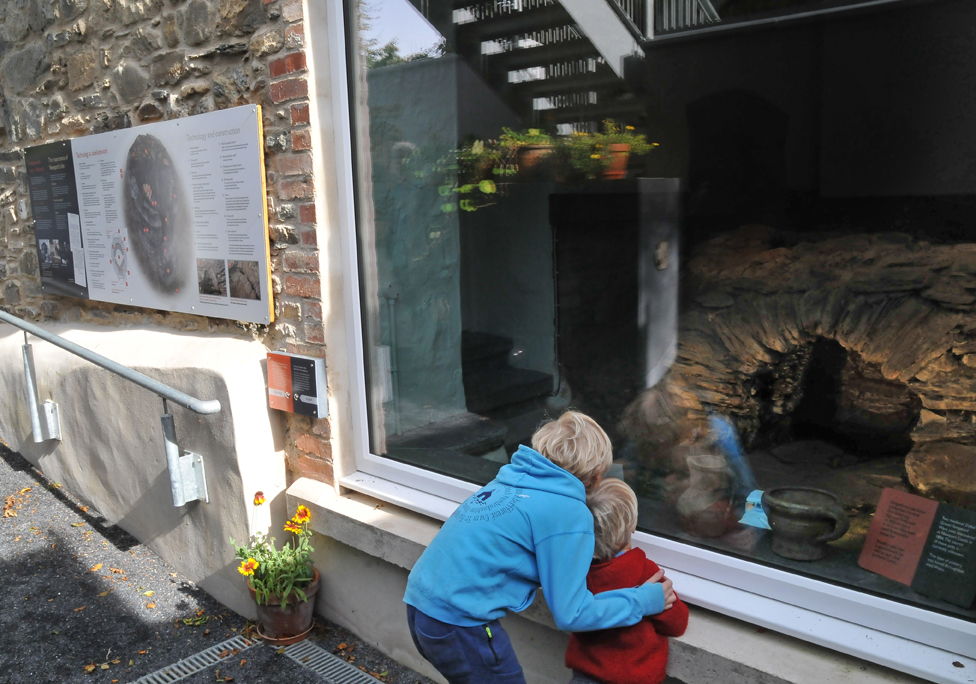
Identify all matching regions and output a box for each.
[664,225,976,510]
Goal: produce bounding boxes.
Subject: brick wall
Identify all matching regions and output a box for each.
[0,0,333,487]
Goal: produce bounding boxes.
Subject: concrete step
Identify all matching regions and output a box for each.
[386,411,507,457]
[464,365,554,414]
[461,330,513,365]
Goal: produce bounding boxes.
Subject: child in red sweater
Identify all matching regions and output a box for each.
[566,478,689,684]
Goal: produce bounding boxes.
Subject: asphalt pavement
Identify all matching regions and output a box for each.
[0,442,434,684]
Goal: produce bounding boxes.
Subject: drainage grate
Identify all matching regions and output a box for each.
[284,640,382,684]
[129,635,258,684]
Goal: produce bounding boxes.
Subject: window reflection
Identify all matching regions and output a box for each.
[347,0,976,621]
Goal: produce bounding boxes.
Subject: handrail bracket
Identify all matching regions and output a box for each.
[22,340,62,443]
[161,407,210,507]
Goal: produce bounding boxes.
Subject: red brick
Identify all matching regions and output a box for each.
[284,251,319,273]
[270,77,308,103]
[304,321,325,344]
[285,24,305,48]
[279,179,312,200]
[284,274,320,298]
[286,342,324,356]
[296,433,330,457]
[291,103,310,126]
[298,202,316,224]
[269,52,307,78]
[300,228,317,246]
[282,0,303,22]
[305,302,322,320]
[291,129,311,151]
[312,418,331,438]
[274,153,313,177]
[294,452,334,484]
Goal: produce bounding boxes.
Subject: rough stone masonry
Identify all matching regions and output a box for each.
[0,0,334,487]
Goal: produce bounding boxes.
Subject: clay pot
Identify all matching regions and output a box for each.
[762,488,850,561]
[248,567,320,641]
[600,143,631,180]
[516,144,553,180]
[676,453,736,538]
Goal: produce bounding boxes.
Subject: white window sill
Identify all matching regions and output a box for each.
[289,476,975,684]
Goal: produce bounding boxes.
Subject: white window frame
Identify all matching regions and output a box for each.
[315,0,976,680]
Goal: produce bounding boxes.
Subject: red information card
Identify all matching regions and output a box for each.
[858,488,939,586]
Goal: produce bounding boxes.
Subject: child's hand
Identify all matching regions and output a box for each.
[644,569,677,611]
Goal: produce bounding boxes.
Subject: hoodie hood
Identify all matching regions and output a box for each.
[587,548,649,593]
[495,445,586,501]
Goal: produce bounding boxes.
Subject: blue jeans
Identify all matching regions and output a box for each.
[407,606,527,684]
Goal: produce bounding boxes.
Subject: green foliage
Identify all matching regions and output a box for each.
[560,119,658,180]
[231,511,314,606]
[498,128,553,153]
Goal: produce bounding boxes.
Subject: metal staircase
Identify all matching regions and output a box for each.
[416,0,651,130]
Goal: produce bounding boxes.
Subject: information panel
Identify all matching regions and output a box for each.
[25,105,273,324]
[858,488,976,608]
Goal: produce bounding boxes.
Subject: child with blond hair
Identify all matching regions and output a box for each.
[566,478,689,684]
[405,411,676,684]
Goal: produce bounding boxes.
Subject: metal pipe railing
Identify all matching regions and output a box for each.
[0,309,221,415]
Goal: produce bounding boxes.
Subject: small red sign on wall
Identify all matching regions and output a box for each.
[267,352,328,418]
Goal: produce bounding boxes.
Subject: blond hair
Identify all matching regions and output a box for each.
[588,478,638,562]
[531,411,612,487]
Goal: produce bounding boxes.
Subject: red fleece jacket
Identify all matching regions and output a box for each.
[565,548,689,684]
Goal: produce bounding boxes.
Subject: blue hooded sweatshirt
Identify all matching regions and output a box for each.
[403,446,665,631]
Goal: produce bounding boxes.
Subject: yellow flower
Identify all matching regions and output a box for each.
[590,154,601,159]
[284,520,302,534]
[253,491,266,506]
[238,558,259,576]
[293,505,311,523]
[625,126,635,130]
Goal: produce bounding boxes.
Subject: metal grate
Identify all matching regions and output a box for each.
[129,635,258,684]
[284,640,381,684]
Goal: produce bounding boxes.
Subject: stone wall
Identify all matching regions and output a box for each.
[661,225,976,509]
[0,0,333,486]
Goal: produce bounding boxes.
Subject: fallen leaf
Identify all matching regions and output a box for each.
[79,506,88,512]
[13,536,19,541]
[169,572,178,578]
[110,568,124,574]
[337,643,348,650]
[3,509,17,518]
[142,591,154,597]
[89,564,103,572]
[98,590,112,597]
[19,487,31,494]
[138,651,147,655]
[146,603,157,609]
[74,606,86,612]
[217,649,231,658]
[129,660,134,666]
[83,664,96,673]
[240,659,247,666]
[51,630,59,635]
[276,648,286,654]
[111,659,120,664]
[71,522,85,527]
[196,608,205,617]
[100,663,109,670]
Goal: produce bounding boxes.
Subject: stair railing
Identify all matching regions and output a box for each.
[0,308,219,507]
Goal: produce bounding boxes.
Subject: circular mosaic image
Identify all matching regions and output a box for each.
[123,134,191,294]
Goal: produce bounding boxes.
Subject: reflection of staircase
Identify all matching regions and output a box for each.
[424,0,648,129]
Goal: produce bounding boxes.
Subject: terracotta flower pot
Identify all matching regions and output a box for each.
[516,144,554,180]
[600,143,631,180]
[248,566,320,641]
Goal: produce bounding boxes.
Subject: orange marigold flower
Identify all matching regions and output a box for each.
[238,558,259,576]
[293,505,311,523]
[284,520,302,534]
[253,491,266,506]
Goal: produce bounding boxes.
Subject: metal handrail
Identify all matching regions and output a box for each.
[0,309,221,415]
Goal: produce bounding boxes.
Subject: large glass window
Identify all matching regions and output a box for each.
[344,0,976,632]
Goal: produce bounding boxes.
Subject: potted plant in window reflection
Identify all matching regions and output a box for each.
[231,493,319,645]
[562,119,658,180]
